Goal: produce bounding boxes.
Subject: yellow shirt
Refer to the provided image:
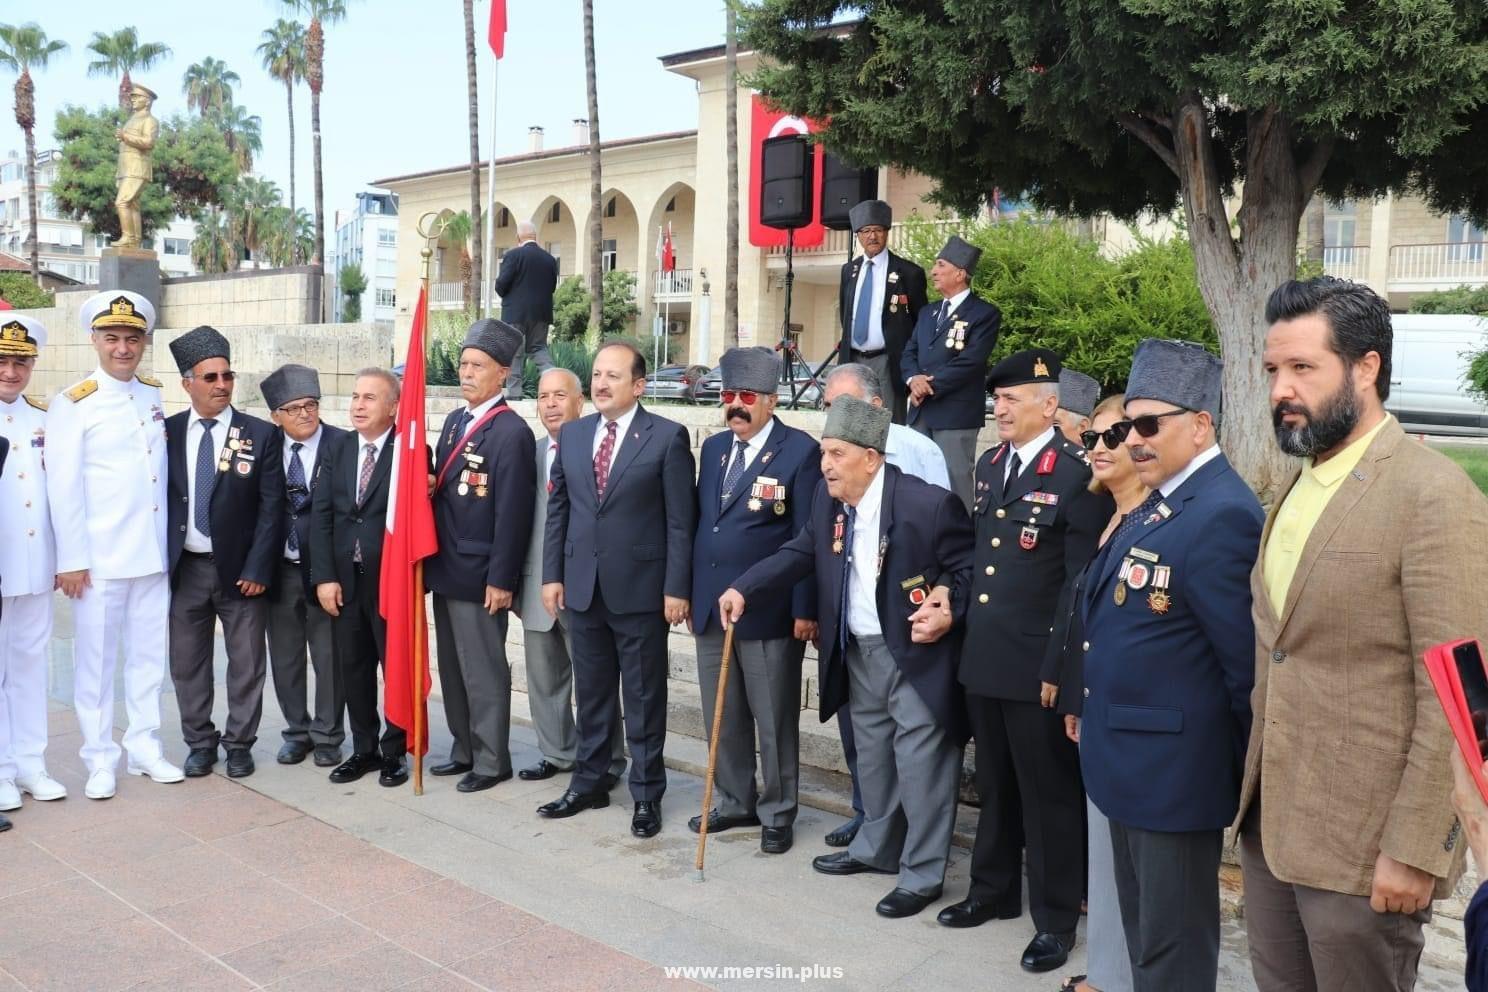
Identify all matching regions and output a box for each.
[1263,415,1391,612]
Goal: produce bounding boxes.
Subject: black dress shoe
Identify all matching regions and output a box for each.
[379,756,409,787]
[760,825,793,854]
[687,808,761,834]
[429,760,473,777]
[312,745,342,768]
[518,759,570,781]
[329,752,380,784]
[225,749,255,778]
[631,800,662,838]
[876,887,941,919]
[277,741,311,765]
[456,770,513,793]
[183,747,218,778]
[0,812,10,832]
[1020,931,1076,973]
[936,895,1023,928]
[824,813,863,848]
[537,789,610,818]
[811,851,894,876]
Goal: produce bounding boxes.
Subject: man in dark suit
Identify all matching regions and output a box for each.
[425,319,536,793]
[1080,339,1263,991]
[261,363,346,769]
[690,346,821,855]
[538,340,696,837]
[939,349,1111,974]
[309,368,408,788]
[837,200,928,424]
[165,326,284,780]
[493,221,559,401]
[901,235,1001,510]
[720,395,973,919]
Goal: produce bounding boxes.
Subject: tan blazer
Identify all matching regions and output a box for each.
[1232,418,1487,898]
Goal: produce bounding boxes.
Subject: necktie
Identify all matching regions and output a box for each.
[1003,451,1022,498]
[194,418,218,537]
[720,438,750,506]
[455,408,473,441]
[354,442,376,562]
[936,300,951,332]
[837,506,857,654]
[852,257,874,347]
[546,441,557,495]
[594,420,618,498]
[286,441,307,556]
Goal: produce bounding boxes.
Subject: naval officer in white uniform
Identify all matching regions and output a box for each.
[45,290,184,800]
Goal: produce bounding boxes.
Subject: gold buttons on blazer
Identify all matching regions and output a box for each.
[995,509,1006,518]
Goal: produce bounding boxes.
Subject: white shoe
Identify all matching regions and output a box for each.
[0,779,20,811]
[85,769,116,800]
[126,757,185,784]
[16,771,67,801]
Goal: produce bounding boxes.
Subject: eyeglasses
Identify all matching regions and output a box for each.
[277,399,319,417]
[1118,407,1190,440]
[1080,422,1133,452]
[189,370,236,384]
[857,226,887,237]
[720,389,759,405]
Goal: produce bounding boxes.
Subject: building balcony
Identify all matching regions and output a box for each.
[428,280,502,312]
[654,267,692,299]
[1388,242,1488,292]
[1323,245,1369,282]
[764,218,963,262]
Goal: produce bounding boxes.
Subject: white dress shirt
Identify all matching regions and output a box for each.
[1004,426,1057,486]
[846,466,887,638]
[1159,443,1223,498]
[939,288,972,321]
[850,252,889,352]
[0,395,56,597]
[351,427,393,498]
[282,424,323,560]
[721,417,775,480]
[591,401,640,466]
[184,405,234,553]
[885,423,951,491]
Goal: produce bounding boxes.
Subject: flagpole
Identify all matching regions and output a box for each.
[483,56,499,318]
[413,562,426,795]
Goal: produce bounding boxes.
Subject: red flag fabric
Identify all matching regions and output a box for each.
[380,285,439,756]
[747,94,826,249]
[662,223,676,273]
[488,0,507,59]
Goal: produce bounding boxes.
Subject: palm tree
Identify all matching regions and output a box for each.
[257,19,306,253]
[182,56,240,118]
[444,209,475,311]
[229,176,282,268]
[723,2,739,349]
[191,209,236,274]
[282,0,349,277]
[214,102,263,173]
[0,23,68,282]
[85,27,171,110]
[461,0,484,314]
[582,0,603,340]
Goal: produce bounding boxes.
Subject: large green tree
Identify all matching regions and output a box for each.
[282,0,350,277]
[85,27,171,110]
[181,56,239,117]
[0,22,68,282]
[745,1,1488,497]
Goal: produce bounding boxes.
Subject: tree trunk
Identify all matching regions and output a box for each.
[583,0,603,341]
[285,78,297,261]
[463,0,484,315]
[119,70,132,111]
[308,17,326,306]
[724,3,740,350]
[1303,193,1325,266]
[23,121,39,283]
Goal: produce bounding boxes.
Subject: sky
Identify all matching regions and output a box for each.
[4,0,724,227]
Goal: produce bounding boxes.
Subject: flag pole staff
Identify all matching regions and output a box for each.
[483,56,499,318]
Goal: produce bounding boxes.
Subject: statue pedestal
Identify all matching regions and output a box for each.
[99,248,161,316]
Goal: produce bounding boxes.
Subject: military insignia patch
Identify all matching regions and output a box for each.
[908,586,927,606]
[1126,562,1151,590]
[1020,525,1039,550]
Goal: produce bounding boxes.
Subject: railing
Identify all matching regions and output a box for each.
[765,218,966,258]
[1322,245,1370,282]
[428,281,465,309]
[1389,242,1488,286]
[654,268,693,297]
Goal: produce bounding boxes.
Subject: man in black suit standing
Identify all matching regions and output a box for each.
[425,319,536,793]
[838,200,927,424]
[261,363,346,769]
[493,221,559,401]
[165,326,284,780]
[538,340,696,837]
[309,368,407,788]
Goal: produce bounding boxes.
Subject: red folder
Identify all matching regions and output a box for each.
[1424,638,1488,805]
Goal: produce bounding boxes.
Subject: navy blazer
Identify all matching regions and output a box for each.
[838,250,928,390]
[273,422,347,603]
[1079,452,1264,833]
[494,241,559,325]
[731,465,974,740]
[167,408,285,597]
[900,291,1000,431]
[425,401,537,603]
[543,404,697,615]
[691,418,821,638]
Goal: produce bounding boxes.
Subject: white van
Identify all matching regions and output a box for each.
[1386,314,1488,435]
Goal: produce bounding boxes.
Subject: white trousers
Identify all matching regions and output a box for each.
[72,573,169,773]
[0,592,53,780]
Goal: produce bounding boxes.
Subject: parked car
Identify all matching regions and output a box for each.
[694,358,835,410]
[1387,314,1488,435]
[644,363,710,402]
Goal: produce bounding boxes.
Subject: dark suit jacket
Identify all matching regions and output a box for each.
[166,408,285,597]
[272,423,347,603]
[307,427,397,599]
[1079,452,1263,833]
[691,418,821,638]
[732,465,974,740]
[425,401,537,602]
[543,404,697,615]
[1043,561,1094,717]
[838,250,928,402]
[900,291,1001,430]
[494,240,559,325]
[961,434,1110,702]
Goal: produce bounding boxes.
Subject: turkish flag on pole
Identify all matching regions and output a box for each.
[488,0,507,58]
[380,285,439,761]
[662,223,676,273]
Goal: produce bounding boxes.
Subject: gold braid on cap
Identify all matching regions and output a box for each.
[92,295,147,332]
[0,319,38,357]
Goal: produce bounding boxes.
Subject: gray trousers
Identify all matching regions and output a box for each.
[265,558,344,747]
[168,552,269,751]
[845,635,960,896]
[913,424,977,510]
[1108,820,1222,992]
[505,320,555,400]
[694,630,804,827]
[523,614,626,775]
[432,595,513,777]
[1088,795,1135,991]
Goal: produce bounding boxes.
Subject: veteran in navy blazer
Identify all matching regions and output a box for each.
[837,200,928,423]
[1079,340,1263,991]
[493,222,560,400]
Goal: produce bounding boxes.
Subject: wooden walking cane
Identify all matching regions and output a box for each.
[694,623,736,882]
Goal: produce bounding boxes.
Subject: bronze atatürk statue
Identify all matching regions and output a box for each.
[112,83,159,249]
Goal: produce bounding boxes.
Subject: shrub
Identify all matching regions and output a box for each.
[0,274,54,310]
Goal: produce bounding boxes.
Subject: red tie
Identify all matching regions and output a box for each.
[594,421,618,498]
[547,441,557,495]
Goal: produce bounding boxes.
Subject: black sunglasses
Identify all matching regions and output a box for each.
[191,370,236,384]
[1080,421,1133,452]
[1114,408,1189,441]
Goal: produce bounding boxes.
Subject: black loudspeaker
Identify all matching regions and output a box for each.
[819,154,878,231]
[759,134,814,230]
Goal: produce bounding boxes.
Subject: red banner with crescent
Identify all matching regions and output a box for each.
[748,95,826,248]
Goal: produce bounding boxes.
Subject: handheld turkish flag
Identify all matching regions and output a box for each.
[488,0,507,59]
[380,284,439,767]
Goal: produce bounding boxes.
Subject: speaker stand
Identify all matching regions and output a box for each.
[774,228,838,410]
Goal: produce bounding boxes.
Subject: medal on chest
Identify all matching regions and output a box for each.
[832,512,845,555]
[944,318,968,351]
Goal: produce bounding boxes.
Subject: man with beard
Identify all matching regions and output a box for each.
[1233,277,1488,992]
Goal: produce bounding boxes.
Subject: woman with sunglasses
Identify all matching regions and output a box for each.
[1043,393,1143,992]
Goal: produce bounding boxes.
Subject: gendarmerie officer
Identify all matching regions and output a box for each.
[690,346,822,854]
[262,363,346,768]
[940,349,1111,974]
[837,199,928,423]
[425,319,536,793]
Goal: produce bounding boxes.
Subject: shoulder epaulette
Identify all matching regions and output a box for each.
[65,380,98,403]
[135,374,162,388]
[23,395,47,411]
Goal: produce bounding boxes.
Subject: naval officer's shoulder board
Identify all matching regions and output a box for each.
[64,380,98,403]
[23,395,47,411]
[136,373,163,388]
